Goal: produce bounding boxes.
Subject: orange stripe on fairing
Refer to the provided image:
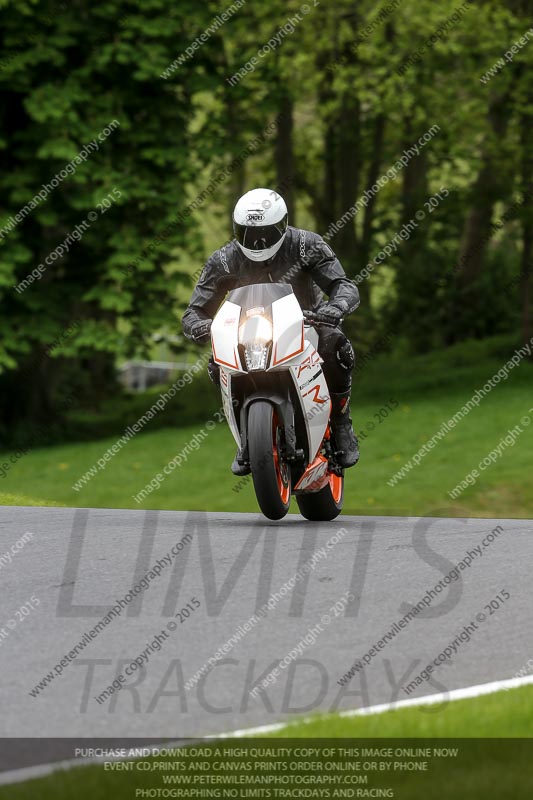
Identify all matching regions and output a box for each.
[212,338,240,370]
[303,384,328,404]
[272,322,305,367]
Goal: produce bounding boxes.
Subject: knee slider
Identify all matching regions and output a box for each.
[336,341,355,371]
[207,359,221,386]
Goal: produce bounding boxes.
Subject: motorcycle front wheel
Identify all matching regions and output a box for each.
[248,401,291,521]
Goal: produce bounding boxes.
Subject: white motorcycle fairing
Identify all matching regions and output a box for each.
[211,283,335,495]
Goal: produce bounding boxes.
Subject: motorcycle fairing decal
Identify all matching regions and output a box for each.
[297,355,312,376]
[246,306,265,317]
[296,348,321,377]
[303,384,328,404]
[294,455,330,493]
[299,369,323,390]
[289,345,331,461]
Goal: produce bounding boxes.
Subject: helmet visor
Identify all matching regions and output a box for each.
[234,215,288,252]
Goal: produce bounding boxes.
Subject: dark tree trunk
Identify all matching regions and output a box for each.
[224,89,246,226]
[388,118,434,351]
[401,145,429,226]
[295,48,337,232]
[457,164,500,287]
[220,39,246,227]
[520,100,533,347]
[521,228,532,347]
[359,19,393,272]
[457,90,515,287]
[275,90,296,224]
[333,92,361,278]
[359,113,386,270]
[327,11,363,282]
[323,120,338,224]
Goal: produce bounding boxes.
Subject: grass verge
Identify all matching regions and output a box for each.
[1,686,531,799]
[1,336,532,517]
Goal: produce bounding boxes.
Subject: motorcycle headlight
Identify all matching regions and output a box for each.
[239,314,273,371]
[244,342,269,371]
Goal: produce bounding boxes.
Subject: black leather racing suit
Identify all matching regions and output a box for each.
[182,226,359,392]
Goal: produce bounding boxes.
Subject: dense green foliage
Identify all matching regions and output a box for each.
[0,0,532,441]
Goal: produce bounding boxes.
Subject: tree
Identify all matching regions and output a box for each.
[0,0,217,435]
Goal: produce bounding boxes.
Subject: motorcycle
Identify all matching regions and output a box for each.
[210,282,345,521]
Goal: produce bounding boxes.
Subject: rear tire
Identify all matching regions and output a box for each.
[296,472,344,521]
[248,401,291,521]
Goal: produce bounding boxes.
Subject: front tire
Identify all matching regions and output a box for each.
[248,401,291,521]
[296,472,344,521]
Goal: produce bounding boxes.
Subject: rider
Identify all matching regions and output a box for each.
[182,188,360,475]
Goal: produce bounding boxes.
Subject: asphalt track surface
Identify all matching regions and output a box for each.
[0,506,532,772]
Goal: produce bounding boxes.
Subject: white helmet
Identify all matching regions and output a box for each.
[232,188,288,262]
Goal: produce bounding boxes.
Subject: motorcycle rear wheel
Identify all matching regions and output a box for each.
[248,401,291,521]
[296,471,344,521]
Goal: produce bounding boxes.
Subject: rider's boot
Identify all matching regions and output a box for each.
[231,449,251,476]
[330,390,360,468]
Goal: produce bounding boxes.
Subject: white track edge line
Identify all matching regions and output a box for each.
[1,673,532,786]
[215,673,533,737]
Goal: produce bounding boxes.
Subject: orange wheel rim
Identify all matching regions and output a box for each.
[272,413,290,505]
[329,472,343,504]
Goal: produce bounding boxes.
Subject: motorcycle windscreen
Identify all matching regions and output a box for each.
[225,283,304,369]
[226,282,294,321]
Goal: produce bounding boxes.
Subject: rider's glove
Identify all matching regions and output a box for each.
[313,304,344,326]
[189,318,212,343]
